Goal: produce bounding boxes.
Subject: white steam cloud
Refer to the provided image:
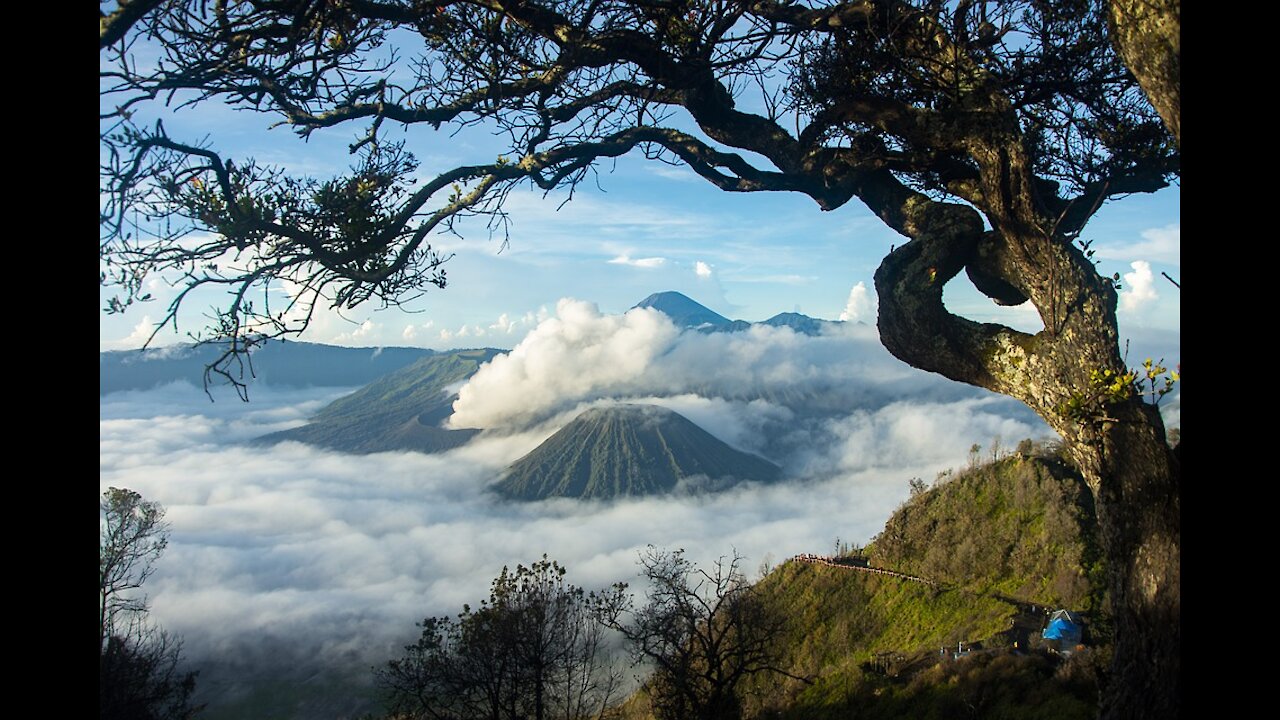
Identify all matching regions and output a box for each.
[449,300,681,429]
[838,282,875,322]
[449,298,981,433]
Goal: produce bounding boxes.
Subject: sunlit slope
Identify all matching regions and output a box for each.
[738,453,1104,720]
[256,348,502,454]
[867,452,1103,611]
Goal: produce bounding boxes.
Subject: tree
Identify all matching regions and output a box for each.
[1107,0,1179,145]
[100,487,201,720]
[378,557,624,720]
[602,547,792,720]
[100,3,1179,717]
[101,487,168,648]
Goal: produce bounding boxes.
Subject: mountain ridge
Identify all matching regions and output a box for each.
[632,291,842,335]
[100,340,435,395]
[254,348,503,454]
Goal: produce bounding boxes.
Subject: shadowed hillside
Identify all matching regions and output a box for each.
[101,341,434,395]
[255,348,503,454]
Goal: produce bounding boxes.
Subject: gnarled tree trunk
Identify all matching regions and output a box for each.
[1109,0,1181,147]
[873,188,1179,719]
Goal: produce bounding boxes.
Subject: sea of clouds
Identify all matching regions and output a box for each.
[99,299,1179,708]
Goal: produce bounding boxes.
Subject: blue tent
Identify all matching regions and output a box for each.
[1041,609,1082,646]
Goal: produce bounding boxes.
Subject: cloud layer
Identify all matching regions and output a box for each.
[102,381,1046,678]
[100,304,1179,711]
[838,282,875,322]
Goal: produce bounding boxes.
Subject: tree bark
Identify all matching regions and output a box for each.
[1108,0,1181,146]
[1077,407,1180,720]
[874,189,1179,719]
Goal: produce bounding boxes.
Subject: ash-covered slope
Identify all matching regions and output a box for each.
[256,348,502,454]
[494,404,783,500]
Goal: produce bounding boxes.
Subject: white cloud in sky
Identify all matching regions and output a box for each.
[489,313,516,334]
[695,261,713,278]
[733,274,815,285]
[1096,223,1180,266]
[645,164,697,182]
[105,314,161,350]
[608,254,667,269]
[838,282,876,322]
[352,320,376,338]
[402,321,435,340]
[1120,260,1159,313]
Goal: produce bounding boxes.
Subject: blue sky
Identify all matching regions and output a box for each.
[100,50,1179,353]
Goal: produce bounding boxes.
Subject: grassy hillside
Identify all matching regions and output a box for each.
[868,451,1104,613]
[612,452,1107,720]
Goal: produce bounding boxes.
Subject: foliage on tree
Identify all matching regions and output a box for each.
[601,547,793,720]
[378,557,624,720]
[100,487,202,720]
[101,487,169,646]
[100,3,1179,717]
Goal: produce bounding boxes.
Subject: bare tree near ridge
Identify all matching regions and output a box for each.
[100,487,202,720]
[101,487,168,648]
[599,547,794,720]
[100,2,1179,716]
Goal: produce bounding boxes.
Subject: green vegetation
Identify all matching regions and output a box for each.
[869,452,1105,614]
[496,405,782,500]
[732,452,1105,720]
[602,548,790,720]
[379,557,624,720]
[775,649,1103,720]
[101,488,202,720]
[604,449,1107,720]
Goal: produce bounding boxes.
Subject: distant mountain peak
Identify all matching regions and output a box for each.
[632,292,840,336]
[633,291,732,329]
[762,312,838,335]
